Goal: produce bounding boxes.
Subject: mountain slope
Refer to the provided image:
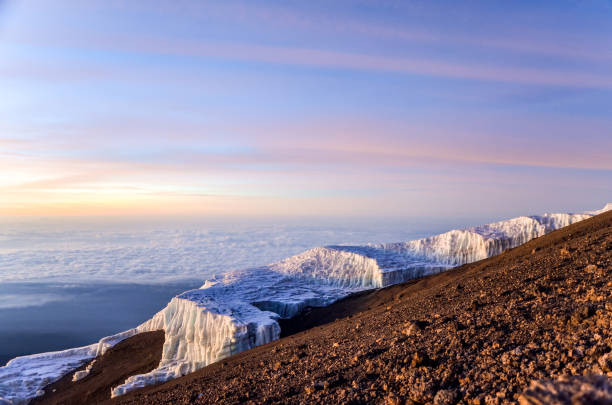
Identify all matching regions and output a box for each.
[107,209,612,405]
[90,208,605,396]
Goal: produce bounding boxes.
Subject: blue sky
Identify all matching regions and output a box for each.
[1,0,611,218]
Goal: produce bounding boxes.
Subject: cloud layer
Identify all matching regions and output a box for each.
[0,219,427,285]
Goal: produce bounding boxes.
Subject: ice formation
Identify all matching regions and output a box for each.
[0,327,150,405]
[1,205,609,404]
[72,360,96,382]
[379,212,594,267]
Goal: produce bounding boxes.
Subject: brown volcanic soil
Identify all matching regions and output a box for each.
[32,331,164,405]
[38,211,612,404]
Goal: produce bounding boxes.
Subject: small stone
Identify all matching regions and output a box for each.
[411,350,430,367]
[402,321,421,336]
[386,393,402,405]
[273,361,282,371]
[433,389,458,405]
[599,352,612,372]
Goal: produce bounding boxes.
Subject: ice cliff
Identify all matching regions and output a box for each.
[380,212,593,267]
[1,205,609,404]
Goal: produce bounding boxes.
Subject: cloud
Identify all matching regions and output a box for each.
[0,220,423,284]
[8,33,612,89]
[0,293,67,309]
[1,112,611,218]
[85,1,612,64]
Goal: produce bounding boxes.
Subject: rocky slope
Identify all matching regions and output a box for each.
[36,209,611,404]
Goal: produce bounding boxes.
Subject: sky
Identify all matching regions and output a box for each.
[1,0,611,220]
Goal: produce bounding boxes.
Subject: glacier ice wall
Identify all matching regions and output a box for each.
[0,326,151,405]
[381,213,592,267]
[2,205,609,404]
[111,294,280,396]
[111,269,352,396]
[269,247,385,288]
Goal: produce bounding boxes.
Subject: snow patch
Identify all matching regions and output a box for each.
[72,360,96,382]
[586,202,612,216]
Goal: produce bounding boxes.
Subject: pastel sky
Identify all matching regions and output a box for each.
[1,0,611,219]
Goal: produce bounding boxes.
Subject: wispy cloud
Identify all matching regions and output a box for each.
[199,1,612,63]
[7,34,612,89]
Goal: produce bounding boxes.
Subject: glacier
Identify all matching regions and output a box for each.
[0,327,149,405]
[1,205,609,404]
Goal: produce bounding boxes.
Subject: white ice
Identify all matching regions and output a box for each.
[0,328,145,404]
[1,205,609,404]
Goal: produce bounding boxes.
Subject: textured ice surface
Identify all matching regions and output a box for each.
[2,205,609,403]
[110,270,354,396]
[379,213,593,267]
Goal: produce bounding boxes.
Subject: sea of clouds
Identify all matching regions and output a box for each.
[0,218,436,286]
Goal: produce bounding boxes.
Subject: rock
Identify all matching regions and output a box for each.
[411,351,430,367]
[518,375,612,405]
[433,389,458,405]
[586,264,599,273]
[599,352,612,373]
[402,321,421,336]
[386,393,402,405]
[560,248,571,257]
